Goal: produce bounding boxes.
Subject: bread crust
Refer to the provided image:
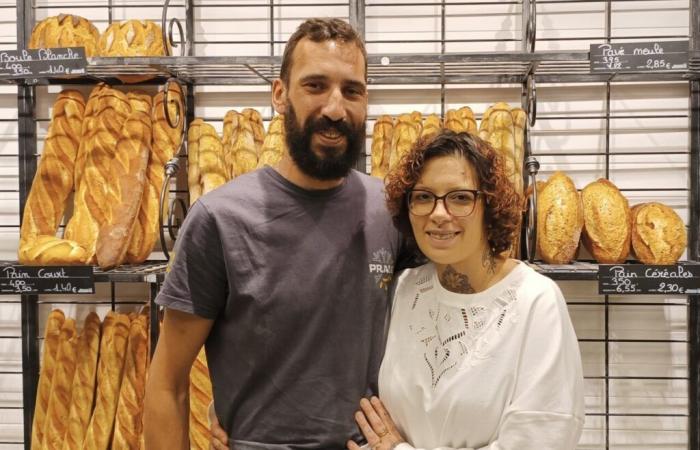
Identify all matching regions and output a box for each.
[581,179,631,263]
[631,202,687,264]
[256,115,287,170]
[370,115,394,179]
[537,172,583,264]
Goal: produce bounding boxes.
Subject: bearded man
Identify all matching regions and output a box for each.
[144,18,408,450]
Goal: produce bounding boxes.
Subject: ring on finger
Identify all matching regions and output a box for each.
[377,430,389,438]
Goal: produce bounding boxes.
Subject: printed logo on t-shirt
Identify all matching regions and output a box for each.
[369,248,394,290]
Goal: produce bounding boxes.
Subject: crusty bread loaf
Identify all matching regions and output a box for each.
[242,108,265,155]
[370,115,394,179]
[19,236,88,266]
[29,15,100,57]
[389,114,421,170]
[81,313,130,450]
[229,113,260,178]
[196,121,227,196]
[31,309,65,450]
[458,106,478,135]
[189,348,214,450]
[420,114,442,140]
[256,115,287,169]
[20,90,85,251]
[127,85,184,264]
[537,171,583,264]
[74,85,105,190]
[187,119,204,205]
[96,93,153,270]
[581,179,631,263]
[65,86,131,263]
[112,315,148,450]
[445,109,465,134]
[631,202,687,264]
[222,110,241,180]
[42,319,78,450]
[62,313,101,450]
[98,20,166,57]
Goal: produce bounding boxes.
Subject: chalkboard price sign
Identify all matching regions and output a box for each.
[0,47,87,80]
[590,41,688,73]
[598,264,700,295]
[0,265,94,295]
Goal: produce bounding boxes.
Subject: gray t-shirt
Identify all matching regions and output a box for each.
[156,167,404,449]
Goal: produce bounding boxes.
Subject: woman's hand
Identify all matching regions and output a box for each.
[347,396,405,450]
[209,402,228,450]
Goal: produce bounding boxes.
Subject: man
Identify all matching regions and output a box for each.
[144,18,407,450]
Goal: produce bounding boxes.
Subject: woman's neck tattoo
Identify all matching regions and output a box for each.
[482,249,497,275]
[439,265,476,294]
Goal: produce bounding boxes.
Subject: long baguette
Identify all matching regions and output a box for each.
[370,115,393,179]
[31,309,65,450]
[189,348,214,450]
[256,115,287,169]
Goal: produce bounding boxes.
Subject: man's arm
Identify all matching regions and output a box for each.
[144,308,214,450]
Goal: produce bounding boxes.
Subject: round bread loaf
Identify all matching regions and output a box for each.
[98,20,167,82]
[536,171,583,264]
[29,14,100,57]
[631,202,686,264]
[581,179,631,263]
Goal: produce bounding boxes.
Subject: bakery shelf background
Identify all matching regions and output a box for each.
[0,0,697,449]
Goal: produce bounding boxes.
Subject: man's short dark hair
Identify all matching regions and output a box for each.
[280,18,368,85]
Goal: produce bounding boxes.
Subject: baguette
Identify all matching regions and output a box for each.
[19,90,85,249]
[74,85,105,190]
[222,110,241,180]
[188,119,204,205]
[581,179,631,263]
[31,309,65,450]
[81,313,130,450]
[256,115,287,169]
[19,236,88,266]
[189,348,214,450]
[62,312,101,450]
[458,106,478,135]
[196,121,227,196]
[231,115,260,177]
[537,171,583,264]
[127,85,184,264]
[389,114,421,170]
[112,315,148,450]
[65,86,131,263]
[631,202,687,264]
[242,108,265,155]
[445,109,466,134]
[96,93,153,269]
[370,115,394,179]
[41,319,78,450]
[420,114,442,140]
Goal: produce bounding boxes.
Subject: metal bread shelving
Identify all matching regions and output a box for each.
[7,0,700,449]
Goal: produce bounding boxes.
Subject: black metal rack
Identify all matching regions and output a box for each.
[5,0,700,449]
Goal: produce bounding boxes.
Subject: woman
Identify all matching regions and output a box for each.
[348,130,584,450]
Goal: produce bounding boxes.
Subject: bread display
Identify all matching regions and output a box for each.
[631,202,687,264]
[188,119,227,203]
[127,84,184,264]
[420,114,442,140]
[223,110,260,178]
[537,172,583,264]
[65,85,131,263]
[389,113,422,170]
[190,348,214,450]
[42,319,78,450]
[31,310,65,450]
[580,179,631,263]
[257,115,288,169]
[112,315,148,450]
[62,313,101,450]
[82,312,130,450]
[95,93,153,270]
[370,115,393,179]
[29,15,100,57]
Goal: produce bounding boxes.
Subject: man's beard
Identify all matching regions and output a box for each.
[284,104,365,181]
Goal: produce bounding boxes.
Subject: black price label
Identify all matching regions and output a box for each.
[598,264,700,295]
[0,265,94,295]
[590,41,688,73]
[0,47,87,79]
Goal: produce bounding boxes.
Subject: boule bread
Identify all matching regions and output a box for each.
[537,171,583,264]
[631,202,687,264]
[581,179,631,263]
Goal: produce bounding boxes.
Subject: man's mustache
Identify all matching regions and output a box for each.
[306,116,353,138]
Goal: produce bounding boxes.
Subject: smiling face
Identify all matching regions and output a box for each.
[409,155,488,269]
[273,38,368,180]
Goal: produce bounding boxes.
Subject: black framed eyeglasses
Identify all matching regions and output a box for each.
[407,189,483,217]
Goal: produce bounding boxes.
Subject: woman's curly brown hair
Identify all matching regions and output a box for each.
[385,129,522,256]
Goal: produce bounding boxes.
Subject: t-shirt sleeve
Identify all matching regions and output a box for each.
[155,200,228,320]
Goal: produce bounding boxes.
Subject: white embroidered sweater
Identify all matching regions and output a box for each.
[378,262,584,450]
